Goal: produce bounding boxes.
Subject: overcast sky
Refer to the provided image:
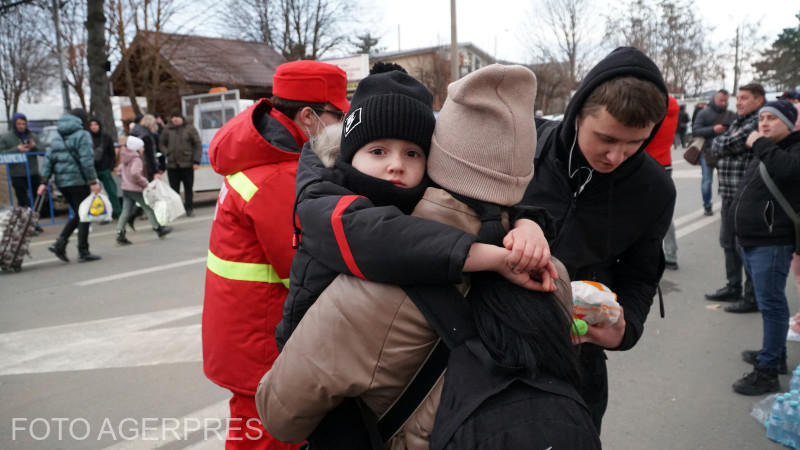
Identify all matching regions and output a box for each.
[363,0,799,64]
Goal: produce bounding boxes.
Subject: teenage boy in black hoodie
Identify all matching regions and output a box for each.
[520,47,676,431]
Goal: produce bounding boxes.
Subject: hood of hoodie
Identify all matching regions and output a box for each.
[121,147,139,164]
[554,47,668,188]
[209,99,307,176]
[57,113,85,137]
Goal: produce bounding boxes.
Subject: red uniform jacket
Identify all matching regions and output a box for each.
[202,99,306,394]
[645,95,679,167]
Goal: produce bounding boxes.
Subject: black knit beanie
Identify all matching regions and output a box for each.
[339,67,436,162]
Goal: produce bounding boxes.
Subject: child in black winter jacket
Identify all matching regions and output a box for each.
[275,64,556,349]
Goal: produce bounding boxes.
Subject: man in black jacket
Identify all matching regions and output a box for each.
[520,47,676,431]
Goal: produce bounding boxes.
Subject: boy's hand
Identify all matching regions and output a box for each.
[572,308,626,348]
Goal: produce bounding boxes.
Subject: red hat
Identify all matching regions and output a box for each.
[272,61,349,113]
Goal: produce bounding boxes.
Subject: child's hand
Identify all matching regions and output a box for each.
[503,219,558,281]
[463,242,556,292]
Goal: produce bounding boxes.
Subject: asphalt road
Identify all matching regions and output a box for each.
[0,149,795,449]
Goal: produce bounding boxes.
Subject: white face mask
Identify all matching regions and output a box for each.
[305,109,328,145]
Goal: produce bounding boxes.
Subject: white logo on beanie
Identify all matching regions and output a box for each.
[345,108,362,137]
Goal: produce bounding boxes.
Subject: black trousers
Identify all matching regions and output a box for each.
[58,185,92,253]
[167,167,194,211]
[720,197,754,297]
[11,174,41,207]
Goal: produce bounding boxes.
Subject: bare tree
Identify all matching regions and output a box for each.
[39,0,90,110]
[603,0,717,96]
[217,0,351,60]
[0,3,53,123]
[217,0,274,44]
[729,19,765,94]
[275,0,349,60]
[106,0,184,115]
[526,0,598,89]
[87,0,116,139]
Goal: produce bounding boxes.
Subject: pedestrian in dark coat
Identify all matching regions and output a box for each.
[0,112,41,209]
[88,117,120,218]
[520,46,676,431]
[731,100,800,395]
[159,112,202,216]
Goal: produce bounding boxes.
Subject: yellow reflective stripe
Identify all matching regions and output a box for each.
[207,250,290,288]
[226,172,258,202]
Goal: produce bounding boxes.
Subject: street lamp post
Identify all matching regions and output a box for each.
[450,0,458,82]
[51,0,71,112]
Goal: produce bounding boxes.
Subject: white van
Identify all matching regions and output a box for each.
[181,90,253,191]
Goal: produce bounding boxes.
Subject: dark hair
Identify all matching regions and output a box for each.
[70,108,89,128]
[717,89,730,96]
[469,272,581,387]
[270,96,329,121]
[580,76,666,128]
[739,82,765,99]
[169,110,183,119]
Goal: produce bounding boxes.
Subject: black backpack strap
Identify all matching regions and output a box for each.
[759,162,800,254]
[374,339,449,443]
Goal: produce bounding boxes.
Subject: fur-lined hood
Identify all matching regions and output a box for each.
[310,123,343,168]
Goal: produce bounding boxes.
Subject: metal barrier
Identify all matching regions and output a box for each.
[1,151,60,225]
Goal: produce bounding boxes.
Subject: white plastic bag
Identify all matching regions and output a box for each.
[143,179,185,225]
[571,280,622,326]
[78,192,113,223]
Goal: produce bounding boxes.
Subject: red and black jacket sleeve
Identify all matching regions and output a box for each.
[295,146,475,285]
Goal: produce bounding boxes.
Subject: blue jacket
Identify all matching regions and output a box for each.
[41,114,98,188]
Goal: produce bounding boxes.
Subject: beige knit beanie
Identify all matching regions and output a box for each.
[427,64,537,206]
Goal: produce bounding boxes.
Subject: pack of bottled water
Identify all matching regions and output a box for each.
[765,367,800,448]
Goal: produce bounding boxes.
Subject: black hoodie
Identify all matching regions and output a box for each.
[89,118,116,172]
[520,47,676,429]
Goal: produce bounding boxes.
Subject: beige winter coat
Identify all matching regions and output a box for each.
[255,187,571,449]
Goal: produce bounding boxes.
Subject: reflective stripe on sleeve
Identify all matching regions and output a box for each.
[226,172,258,202]
[206,250,290,288]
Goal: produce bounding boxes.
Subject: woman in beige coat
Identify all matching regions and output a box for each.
[257,65,593,449]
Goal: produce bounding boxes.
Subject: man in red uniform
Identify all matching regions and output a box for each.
[644,95,679,269]
[202,60,348,449]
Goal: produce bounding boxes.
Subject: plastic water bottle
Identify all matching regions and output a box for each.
[792,389,800,403]
[784,400,799,447]
[768,395,786,443]
[791,367,800,392]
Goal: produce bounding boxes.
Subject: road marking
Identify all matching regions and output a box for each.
[75,257,207,286]
[0,306,202,376]
[674,201,721,227]
[29,215,213,247]
[676,214,719,239]
[100,399,229,450]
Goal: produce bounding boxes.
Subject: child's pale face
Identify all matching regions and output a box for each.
[351,138,426,188]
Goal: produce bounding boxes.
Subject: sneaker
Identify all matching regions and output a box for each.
[116,235,132,246]
[156,226,173,238]
[742,350,787,375]
[705,286,742,301]
[725,298,759,313]
[185,209,195,218]
[704,205,713,216]
[665,261,679,270]
[732,368,780,396]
